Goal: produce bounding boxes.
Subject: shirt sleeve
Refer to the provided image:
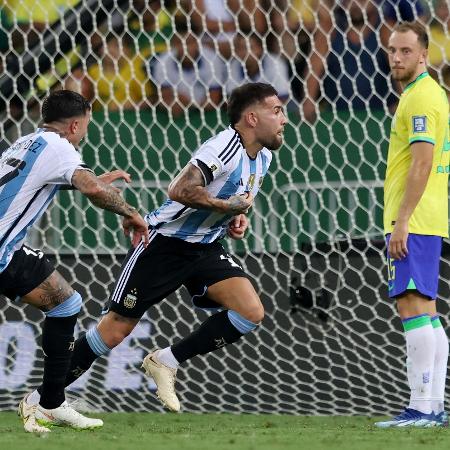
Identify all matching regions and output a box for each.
[189,143,225,182]
[406,93,439,146]
[46,141,92,185]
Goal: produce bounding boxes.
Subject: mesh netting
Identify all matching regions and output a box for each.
[0,0,449,414]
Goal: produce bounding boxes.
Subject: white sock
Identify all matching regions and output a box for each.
[26,389,41,406]
[431,316,449,414]
[156,347,179,369]
[403,314,435,414]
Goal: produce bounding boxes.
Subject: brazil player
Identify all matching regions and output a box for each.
[375,23,450,428]
[24,82,287,413]
[0,90,149,432]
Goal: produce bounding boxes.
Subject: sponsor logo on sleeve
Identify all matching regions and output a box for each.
[208,161,218,173]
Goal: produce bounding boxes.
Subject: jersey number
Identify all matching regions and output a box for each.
[387,257,396,282]
[0,158,26,188]
[23,246,44,259]
[220,254,241,269]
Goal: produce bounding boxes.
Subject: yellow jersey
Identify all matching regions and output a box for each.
[384,72,450,237]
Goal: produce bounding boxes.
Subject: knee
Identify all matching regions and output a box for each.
[97,315,134,348]
[228,304,264,335]
[102,328,130,348]
[244,304,264,324]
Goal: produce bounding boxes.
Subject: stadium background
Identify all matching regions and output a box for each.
[0,0,450,416]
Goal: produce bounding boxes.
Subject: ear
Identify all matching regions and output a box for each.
[245,111,258,128]
[420,48,428,64]
[69,119,79,135]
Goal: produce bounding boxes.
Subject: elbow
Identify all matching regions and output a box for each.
[418,161,433,176]
[168,183,183,203]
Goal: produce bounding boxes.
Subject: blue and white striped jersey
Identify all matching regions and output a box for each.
[146,126,272,243]
[0,129,88,272]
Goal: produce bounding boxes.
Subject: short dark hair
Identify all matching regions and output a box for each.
[227,83,278,126]
[42,90,91,123]
[393,21,429,49]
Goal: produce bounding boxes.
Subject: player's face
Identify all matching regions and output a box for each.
[388,31,427,83]
[254,95,287,150]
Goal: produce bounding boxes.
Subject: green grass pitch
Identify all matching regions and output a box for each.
[0,412,448,450]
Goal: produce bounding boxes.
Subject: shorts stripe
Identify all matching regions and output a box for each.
[111,230,157,303]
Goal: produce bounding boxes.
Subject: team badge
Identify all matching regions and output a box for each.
[412,116,427,133]
[124,289,137,309]
[246,174,256,191]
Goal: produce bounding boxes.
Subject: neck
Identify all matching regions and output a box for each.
[42,124,69,141]
[234,125,262,158]
[401,68,427,90]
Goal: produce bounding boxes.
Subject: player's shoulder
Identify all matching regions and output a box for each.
[408,75,445,104]
[38,130,77,152]
[199,127,241,154]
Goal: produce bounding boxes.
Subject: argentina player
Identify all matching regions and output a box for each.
[2,90,149,432]
[24,82,287,412]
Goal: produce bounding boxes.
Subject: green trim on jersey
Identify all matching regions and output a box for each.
[409,137,436,145]
[404,72,429,92]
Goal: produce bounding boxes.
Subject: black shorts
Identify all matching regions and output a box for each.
[104,231,249,318]
[0,245,55,300]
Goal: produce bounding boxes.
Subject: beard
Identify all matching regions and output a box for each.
[261,133,283,150]
[391,66,417,83]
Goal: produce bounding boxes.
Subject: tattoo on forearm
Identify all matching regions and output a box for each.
[90,185,137,217]
[72,170,136,217]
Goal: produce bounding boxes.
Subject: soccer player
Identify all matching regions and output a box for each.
[1,90,149,432]
[374,22,449,428]
[24,82,287,413]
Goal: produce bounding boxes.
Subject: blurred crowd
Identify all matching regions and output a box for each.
[0,0,449,122]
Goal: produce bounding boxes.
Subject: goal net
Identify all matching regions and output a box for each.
[0,0,449,415]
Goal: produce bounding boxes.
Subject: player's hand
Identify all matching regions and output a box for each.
[389,221,409,260]
[226,192,253,215]
[98,170,131,193]
[227,214,248,240]
[122,212,149,248]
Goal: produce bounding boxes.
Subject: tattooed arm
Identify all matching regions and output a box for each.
[168,163,253,215]
[72,169,137,217]
[72,169,149,247]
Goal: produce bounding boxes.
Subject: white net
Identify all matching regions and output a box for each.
[0,0,449,415]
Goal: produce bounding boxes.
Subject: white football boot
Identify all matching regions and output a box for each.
[142,350,180,412]
[35,401,103,429]
[18,394,50,433]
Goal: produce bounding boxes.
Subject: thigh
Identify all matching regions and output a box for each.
[396,291,437,320]
[185,245,261,314]
[206,277,262,316]
[105,233,193,318]
[0,245,56,303]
